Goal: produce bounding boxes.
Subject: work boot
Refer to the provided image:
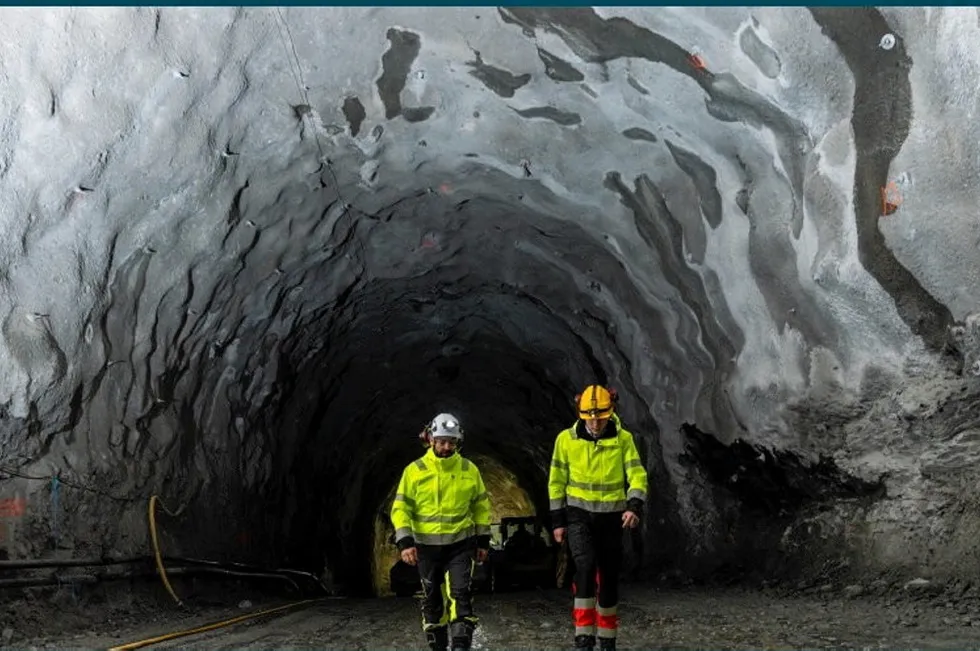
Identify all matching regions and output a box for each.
[574,633,596,651]
[450,620,475,650]
[598,637,616,651]
[425,627,448,651]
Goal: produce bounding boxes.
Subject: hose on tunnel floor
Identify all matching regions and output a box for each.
[2,469,329,599]
[105,597,324,651]
[149,495,187,609]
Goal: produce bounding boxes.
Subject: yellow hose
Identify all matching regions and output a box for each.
[106,598,322,651]
[148,495,186,608]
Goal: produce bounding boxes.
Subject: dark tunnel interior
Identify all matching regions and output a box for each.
[147,185,679,598]
[9,11,975,631]
[269,276,660,596]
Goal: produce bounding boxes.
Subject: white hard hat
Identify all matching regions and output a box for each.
[429,413,463,440]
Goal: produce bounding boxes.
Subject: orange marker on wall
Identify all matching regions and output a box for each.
[688,53,707,72]
[880,181,902,216]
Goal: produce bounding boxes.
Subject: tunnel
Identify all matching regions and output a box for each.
[3,5,980,626]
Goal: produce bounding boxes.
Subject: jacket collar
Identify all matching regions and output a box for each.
[572,413,620,440]
[424,446,462,470]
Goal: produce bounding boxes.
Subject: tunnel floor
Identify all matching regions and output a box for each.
[10,584,980,650]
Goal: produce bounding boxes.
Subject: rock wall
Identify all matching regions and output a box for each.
[0,7,977,589]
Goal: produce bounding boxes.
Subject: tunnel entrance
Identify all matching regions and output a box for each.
[8,162,684,600]
[248,191,654,597]
[8,10,973,646]
[370,453,537,597]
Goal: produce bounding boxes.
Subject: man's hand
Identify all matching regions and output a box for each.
[622,510,640,529]
[400,547,418,566]
[553,527,566,544]
[476,548,489,563]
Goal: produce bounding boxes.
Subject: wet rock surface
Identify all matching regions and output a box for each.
[2,5,980,614]
[11,584,980,650]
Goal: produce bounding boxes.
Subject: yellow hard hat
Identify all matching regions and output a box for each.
[577,384,615,419]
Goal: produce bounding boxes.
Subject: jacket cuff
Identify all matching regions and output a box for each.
[396,535,416,551]
[550,508,567,529]
[626,498,644,518]
[476,534,491,550]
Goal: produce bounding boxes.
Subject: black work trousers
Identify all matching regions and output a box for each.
[416,537,478,649]
[566,507,624,641]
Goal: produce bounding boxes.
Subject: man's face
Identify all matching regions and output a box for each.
[584,416,610,436]
[431,437,458,457]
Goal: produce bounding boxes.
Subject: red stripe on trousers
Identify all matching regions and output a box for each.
[597,613,618,631]
[572,608,596,626]
[574,607,596,628]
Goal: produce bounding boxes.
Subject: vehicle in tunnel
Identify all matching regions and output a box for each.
[388,516,558,597]
[491,516,559,592]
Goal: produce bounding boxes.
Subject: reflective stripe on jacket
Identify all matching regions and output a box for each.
[391,447,491,547]
[548,414,648,515]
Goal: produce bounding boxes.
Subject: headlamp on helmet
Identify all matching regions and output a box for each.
[575,384,617,420]
[427,413,464,441]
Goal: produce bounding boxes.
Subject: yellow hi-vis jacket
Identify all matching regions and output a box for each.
[391,447,492,549]
[548,414,648,524]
